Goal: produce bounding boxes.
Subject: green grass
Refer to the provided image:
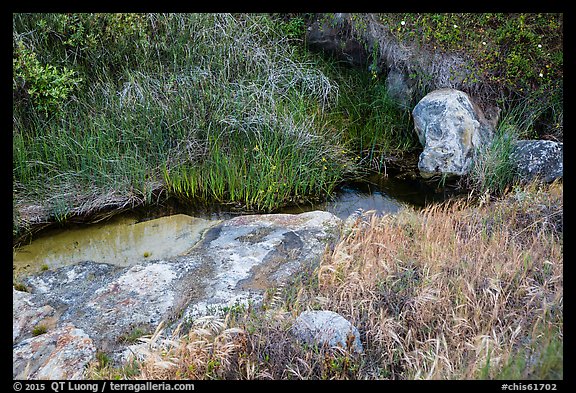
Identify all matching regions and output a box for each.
[480,323,563,380]
[11,12,426,235]
[464,83,563,198]
[163,127,346,212]
[13,12,563,236]
[306,56,420,173]
[466,126,518,197]
[12,13,353,232]
[119,327,149,345]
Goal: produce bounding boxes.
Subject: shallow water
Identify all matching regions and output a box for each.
[13,173,459,276]
[13,214,217,275]
[279,173,458,219]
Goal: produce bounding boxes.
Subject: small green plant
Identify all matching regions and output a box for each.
[120,327,148,344]
[276,15,305,40]
[87,353,141,380]
[32,324,48,336]
[322,349,361,379]
[205,359,221,378]
[13,281,28,292]
[13,41,82,115]
[143,251,151,258]
[96,351,111,369]
[40,263,49,271]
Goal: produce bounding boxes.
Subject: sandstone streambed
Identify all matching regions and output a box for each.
[12,173,461,379]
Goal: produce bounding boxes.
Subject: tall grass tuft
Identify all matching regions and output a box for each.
[309,57,419,173]
[464,87,563,198]
[466,127,518,197]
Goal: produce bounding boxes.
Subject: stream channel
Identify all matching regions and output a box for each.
[13,172,463,276]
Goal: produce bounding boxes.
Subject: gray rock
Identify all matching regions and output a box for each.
[510,140,563,183]
[18,256,212,352]
[80,258,208,352]
[183,210,342,317]
[13,288,57,344]
[292,310,363,354]
[13,323,96,380]
[412,88,495,179]
[14,211,343,374]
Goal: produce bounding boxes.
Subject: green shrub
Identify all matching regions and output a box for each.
[13,41,82,115]
[16,13,151,76]
[275,14,306,40]
[379,13,562,94]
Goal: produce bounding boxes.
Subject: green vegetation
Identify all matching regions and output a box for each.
[13,281,28,292]
[466,126,518,196]
[13,13,562,381]
[12,13,353,234]
[87,180,562,380]
[13,41,83,115]
[340,13,563,196]
[31,324,48,336]
[377,13,563,141]
[89,353,141,380]
[119,326,149,344]
[312,58,419,172]
[13,13,563,236]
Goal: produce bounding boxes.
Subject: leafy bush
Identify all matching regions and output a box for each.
[17,13,151,75]
[13,41,82,115]
[275,14,306,40]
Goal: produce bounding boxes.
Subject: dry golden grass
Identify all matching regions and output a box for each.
[88,180,562,380]
[316,180,562,379]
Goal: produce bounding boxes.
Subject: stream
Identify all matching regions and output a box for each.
[13,172,462,276]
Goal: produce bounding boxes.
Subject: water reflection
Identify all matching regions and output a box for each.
[280,173,461,220]
[13,214,217,275]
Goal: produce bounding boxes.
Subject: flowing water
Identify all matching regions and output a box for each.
[13,173,461,276]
